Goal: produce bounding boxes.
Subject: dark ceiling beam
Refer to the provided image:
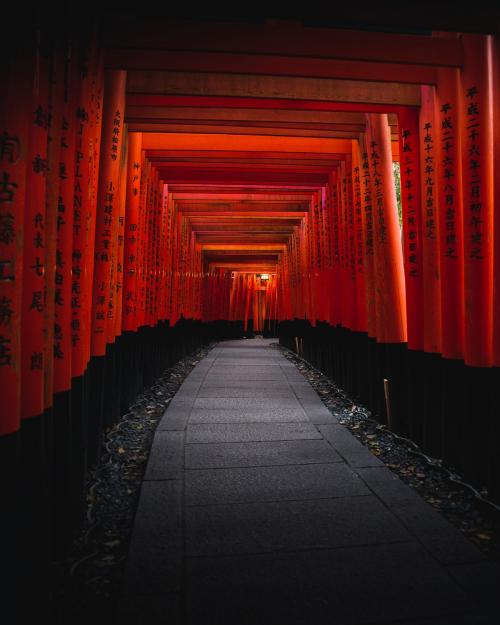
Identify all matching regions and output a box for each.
[168,186,320,195]
[146,150,357,160]
[106,49,438,84]
[152,162,338,173]
[130,108,398,126]
[126,71,421,107]
[128,94,410,114]
[132,123,373,139]
[102,19,463,67]
[157,169,328,185]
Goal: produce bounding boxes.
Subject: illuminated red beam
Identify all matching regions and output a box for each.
[129,94,414,115]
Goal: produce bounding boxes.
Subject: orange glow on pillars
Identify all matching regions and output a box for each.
[122,132,142,332]
[359,133,377,339]
[21,49,48,420]
[352,140,367,333]
[492,35,500,367]
[44,45,65,409]
[398,108,424,351]
[366,113,407,344]
[436,67,465,361]
[461,34,494,367]
[91,70,126,357]
[0,49,30,434]
[113,126,128,340]
[71,39,101,378]
[329,170,341,327]
[54,42,76,394]
[419,86,442,355]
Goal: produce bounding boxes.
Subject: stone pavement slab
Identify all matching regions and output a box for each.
[121,338,498,625]
[123,480,182,595]
[186,421,322,443]
[185,438,342,469]
[185,494,411,557]
[185,542,479,625]
[185,463,371,505]
[189,407,309,423]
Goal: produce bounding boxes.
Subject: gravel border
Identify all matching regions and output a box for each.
[274,342,500,561]
[52,343,215,624]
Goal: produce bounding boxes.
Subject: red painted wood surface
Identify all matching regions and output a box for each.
[54,41,77,394]
[44,44,64,409]
[122,132,142,332]
[461,34,494,367]
[91,70,126,357]
[21,46,49,419]
[398,108,424,351]
[0,44,30,434]
[419,86,442,355]
[366,113,407,344]
[436,67,465,361]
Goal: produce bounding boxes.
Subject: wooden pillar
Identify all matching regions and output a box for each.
[44,43,65,413]
[461,34,494,368]
[436,63,467,467]
[352,140,367,334]
[359,135,377,340]
[419,86,443,454]
[54,41,76,397]
[366,113,407,428]
[21,46,49,421]
[491,34,500,497]
[398,108,424,352]
[122,132,142,332]
[0,45,30,438]
[90,70,126,357]
[419,87,442,355]
[366,113,407,344]
[460,34,494,484]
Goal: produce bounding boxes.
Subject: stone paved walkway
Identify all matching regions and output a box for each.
[119,339,499,625]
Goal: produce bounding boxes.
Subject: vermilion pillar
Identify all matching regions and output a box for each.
[21,50,49,420]
[366,113,407,344]
[345,154,358,331]
[398,108,424,352]
[122,132,142,332]
[461,34,494,368]
[419,86,442,355]
[329,171,341,327]
[44,45,64,410]
[54,43,76,395]
[352,140,367,333]
[113,127,128,340]
[72,41,103,378]
[0,48,30,435]
[492,36,500,367]
[360,134,377,339]
[436,65,465,362]
[90,70,126,357]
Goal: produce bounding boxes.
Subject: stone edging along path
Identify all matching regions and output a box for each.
[275,342,500,562]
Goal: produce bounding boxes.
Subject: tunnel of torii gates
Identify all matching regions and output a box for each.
[3,13,500,590]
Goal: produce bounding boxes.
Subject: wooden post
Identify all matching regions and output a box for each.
[21,47,49,421]
[398,108,424,352]
[461,34,494,368]
[90,70,126,357]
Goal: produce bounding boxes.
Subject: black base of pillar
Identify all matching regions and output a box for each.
[462,365,495,487]
[19,411,52,620]
[87,354,105,468]
[70,371,88,530]
[52,388,73,557]
[278,319,500,503]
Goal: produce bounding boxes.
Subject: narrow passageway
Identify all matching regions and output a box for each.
[5,12,500,623]
[121,339,497,625]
